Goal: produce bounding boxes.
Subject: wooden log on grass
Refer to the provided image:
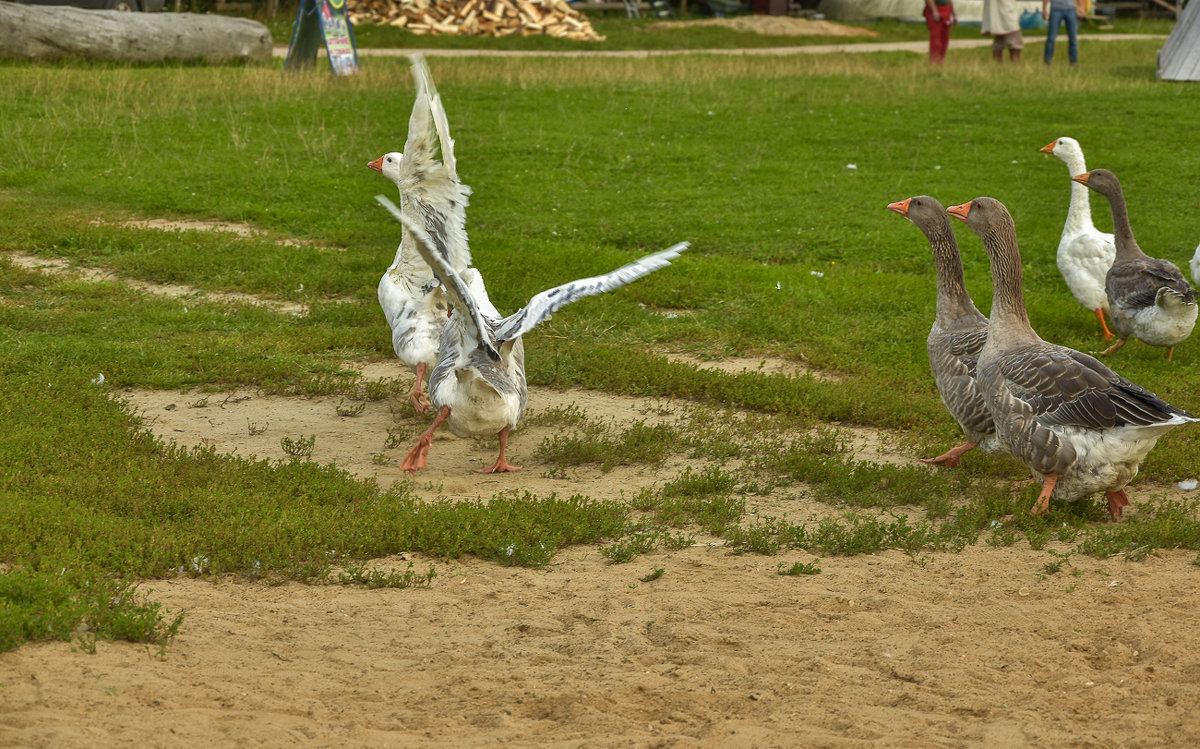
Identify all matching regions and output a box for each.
[0,3,272,63]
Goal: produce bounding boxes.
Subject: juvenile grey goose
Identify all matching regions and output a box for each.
[948,196,1196,519]
[376,194,688,474]
[888,196,997,467]
[1073,169,1197,362]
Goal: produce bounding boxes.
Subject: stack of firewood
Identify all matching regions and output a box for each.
[347,0,606,41]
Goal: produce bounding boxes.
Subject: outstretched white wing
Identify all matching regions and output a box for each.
[376,196,499,362]
[493,242,689,343]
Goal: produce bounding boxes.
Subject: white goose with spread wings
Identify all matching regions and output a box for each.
[376,195,688,474]
[368,54,471,414]
[948,196,1196,520]
[1040,137,1117,340]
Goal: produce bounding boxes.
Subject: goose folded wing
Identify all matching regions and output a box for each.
[1001,345,1189,429]
[1108,264,1166,308]
[376,195,499,361]
[999,345,1120,430]
[1144,261,1196,300]
[492,242,689,343]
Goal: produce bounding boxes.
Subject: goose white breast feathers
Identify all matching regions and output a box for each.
[948,196,1196,520]
[1040,137,1117,340]
[369,53,472,414]
[1073,168,1197,362]
[376,194,689,474]
[888,195,997,467]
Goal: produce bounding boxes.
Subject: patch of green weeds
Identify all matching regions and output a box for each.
[280,434,316,458]
[640,568,664,583]
[777,561,821,576]
[535,419,676,471]
[0,569,182,653]
[333,562,437,589]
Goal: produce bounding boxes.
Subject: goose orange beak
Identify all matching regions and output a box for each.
[1039,139,1058,154]
[886,198,911,216]
[367,156,384,173]
[1071,172,1090,185]
[946,202,970,222]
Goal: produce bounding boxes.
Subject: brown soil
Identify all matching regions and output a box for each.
[648,16,879,38]
[5,246,1200,747]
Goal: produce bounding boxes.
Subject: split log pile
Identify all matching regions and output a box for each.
[348,0,605,41]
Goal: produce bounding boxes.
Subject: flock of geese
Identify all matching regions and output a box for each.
[368,55,1195,521]
[368,55,686,475]
[889,137,1198,520]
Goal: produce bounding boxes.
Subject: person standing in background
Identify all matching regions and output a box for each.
[924,0,956,65]
[1043,0,1081,65]
[982,0,1023,62]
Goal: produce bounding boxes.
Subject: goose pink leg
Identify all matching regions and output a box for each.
[401,406,449,474]
[920,441,978,468]
[1106,489,1130,520]
[1031,474,1058,516]
[408,362,431,415]
[1098,337,1127,356]
[475,427,522,474]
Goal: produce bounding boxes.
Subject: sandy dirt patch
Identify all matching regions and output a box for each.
[648,16,879,38]
[6,541,1200,747]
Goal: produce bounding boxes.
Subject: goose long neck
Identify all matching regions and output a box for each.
[983,219,1038,342]
[1060,149,1094,235]
[1102,184,1145,261]
[924,220,976,322]
[1065,176,1095,236]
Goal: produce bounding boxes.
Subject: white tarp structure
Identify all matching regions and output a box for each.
[816,0,1041,25]
[1158,1,1200,81]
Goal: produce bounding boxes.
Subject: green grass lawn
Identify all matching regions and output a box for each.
[3,35,1200,651]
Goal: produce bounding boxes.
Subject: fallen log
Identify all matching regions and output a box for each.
[0,4,273,63]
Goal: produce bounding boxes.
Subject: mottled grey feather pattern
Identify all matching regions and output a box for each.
[927,327,993,442]
[377,196,499,362]
[993,343,1191,431]
[1107,258,1194,314]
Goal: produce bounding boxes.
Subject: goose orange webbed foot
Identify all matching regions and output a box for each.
[919,441,978,468]
[1105,489,1130,520]
[400,438,432,474]
[1030,475,1058,516]
[475,458,523,474]
[409,391,431,415]
[401,406,449,474]
[408,362,431,415]
[474,427,521,474]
